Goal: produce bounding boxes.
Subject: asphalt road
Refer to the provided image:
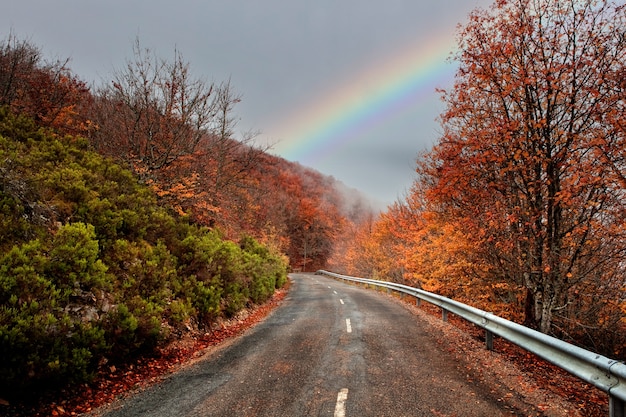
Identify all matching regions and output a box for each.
[93,273,528,417]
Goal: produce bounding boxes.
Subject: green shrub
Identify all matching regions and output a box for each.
[167,297,195,325]
[191,277,222,325]
[240,234,288,298]
[179,231,248,317]
[0,191,33,250]
[0,294,106,395]
[47,223,110,293]
[0,240,55,307]
[106,239,175,301]
[244,251,274,304]
[103,298,163,360]
[0,109,290,396]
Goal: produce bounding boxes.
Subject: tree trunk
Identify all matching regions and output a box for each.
[523,285,538,329]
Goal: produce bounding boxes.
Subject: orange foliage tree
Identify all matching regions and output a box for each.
[0,33,91,135]
[333,183,517,318]
[341,209,404,281]
[267,163,347,271]
[420,0,626,337]
[335,0,626,354]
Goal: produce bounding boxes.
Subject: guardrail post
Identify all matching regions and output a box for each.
[485,330,494,351]
[415,297,421,307]
[442,309,448,322]
[610,395,625,417]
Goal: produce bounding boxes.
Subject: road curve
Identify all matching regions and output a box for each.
[92,273,530,416]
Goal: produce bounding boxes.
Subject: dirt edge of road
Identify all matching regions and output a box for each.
[381,290,607,417]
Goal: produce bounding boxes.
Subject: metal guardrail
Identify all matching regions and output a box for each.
[316,270,626,417]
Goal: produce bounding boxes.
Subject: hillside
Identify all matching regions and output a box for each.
[0,34,378,410]
[0,33,378,275]
[0,108,288,400]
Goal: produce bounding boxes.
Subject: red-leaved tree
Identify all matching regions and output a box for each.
[419,0,626,338]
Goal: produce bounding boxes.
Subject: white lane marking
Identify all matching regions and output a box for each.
[328,286,332,289]
[339,299,344,305]
[345,318,352,333]
[334,388,349,417]
[333,290,338,295]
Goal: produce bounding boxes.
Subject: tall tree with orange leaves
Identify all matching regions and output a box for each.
[420,0,626,335]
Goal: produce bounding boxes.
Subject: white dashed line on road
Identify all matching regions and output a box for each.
[345,318,352,333]
[334,388,349,417]
[339,299,344,305]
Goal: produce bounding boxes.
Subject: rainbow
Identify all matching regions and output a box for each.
[271,34,458,164]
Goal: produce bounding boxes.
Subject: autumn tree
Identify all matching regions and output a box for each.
[146,79,273,234]
[327,200,378,275]
[340,209,403,280]
[419,0,626,335]
[0,33,90,134]
[252,162,347,271]
[89,39,219,177]
[394,187,514,316]
[198,80,270,212]
[88,40,272,234]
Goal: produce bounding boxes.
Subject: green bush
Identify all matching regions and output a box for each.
[0,191,33,251]
[47,223,110,293]
[103,299,164,360]
[0,237,107,393]
[0,108,289,397]
[240,235,288,301]
[106,239,176,301]
[167,297,195,325]
[191,277,222,324]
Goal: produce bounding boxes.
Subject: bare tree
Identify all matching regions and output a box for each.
[90,38,218,176]
[200,79,270,206]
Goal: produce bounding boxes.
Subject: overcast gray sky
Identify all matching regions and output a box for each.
[2,0,492,208]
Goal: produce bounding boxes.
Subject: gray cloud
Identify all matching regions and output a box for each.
[2,0,493,207]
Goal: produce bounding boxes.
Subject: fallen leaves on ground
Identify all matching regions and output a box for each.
[399,296,608,417]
